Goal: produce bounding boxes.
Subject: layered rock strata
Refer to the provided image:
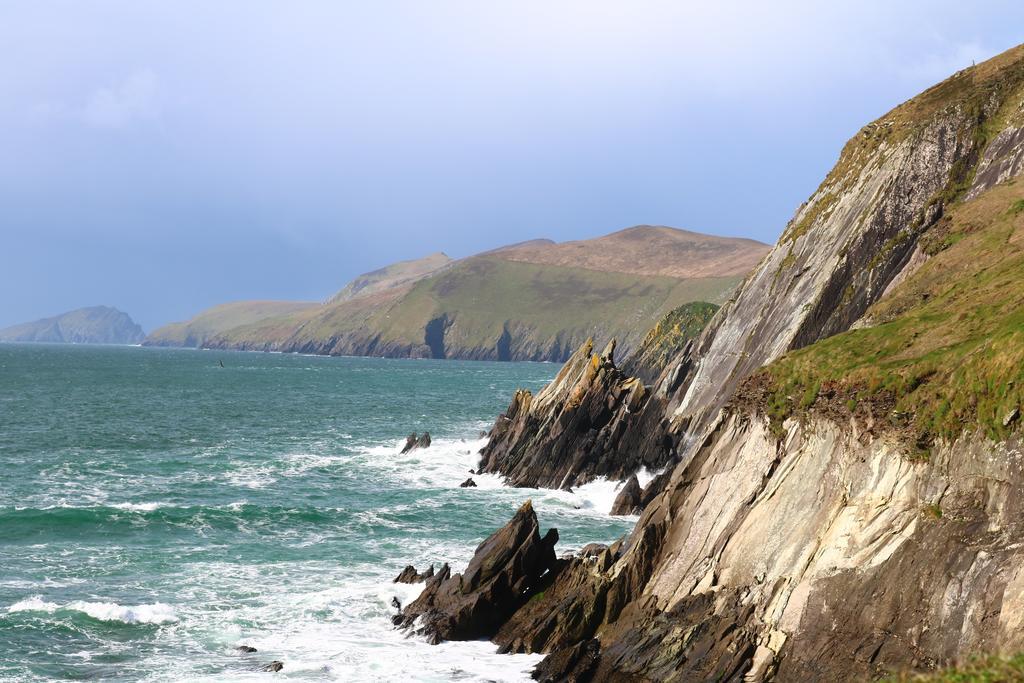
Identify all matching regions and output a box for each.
[406,44,1024,681]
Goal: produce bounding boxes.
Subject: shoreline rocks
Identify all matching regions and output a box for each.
[393,501,558,644]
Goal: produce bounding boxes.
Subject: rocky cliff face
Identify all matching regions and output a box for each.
[407,44,1024,680]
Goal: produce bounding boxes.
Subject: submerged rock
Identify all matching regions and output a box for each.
[235,645,258,653]
[400,432,432,454]
[609,474,642,515]
[261,661,283,672]
[459,477,477,488]
[394,500,558,643]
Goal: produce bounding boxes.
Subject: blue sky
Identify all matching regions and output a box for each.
[2,2,1023,330]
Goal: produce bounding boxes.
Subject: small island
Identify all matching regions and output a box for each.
[0,306,145,345]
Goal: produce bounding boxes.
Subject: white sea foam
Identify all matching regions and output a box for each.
[163,560,541,683]
[8,596,60,613]
[7,597,178,624]
[356,433,658,518]
[110,502,165,512]
[67,601,178,624]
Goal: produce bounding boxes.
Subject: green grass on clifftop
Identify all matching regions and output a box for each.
[743,180,1024,451]
[883,653,1024,682]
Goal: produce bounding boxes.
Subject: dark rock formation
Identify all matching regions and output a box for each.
[459,477,477,488]
[608,475,641,515]
[393,564,434,584]
[479,339,676,489]
[394,501,558,643]
[400,432,431,454]
[235,645,257,653]
[533,638,601,683]
[261,661,283,672]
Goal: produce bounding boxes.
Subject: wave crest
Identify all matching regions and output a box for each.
[7,596,178,624]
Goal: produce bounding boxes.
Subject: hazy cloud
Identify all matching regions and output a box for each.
[1,2,1023,330]
[81,69,161,128]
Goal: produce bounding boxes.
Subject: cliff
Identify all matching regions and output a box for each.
[146,226,768,362]
[412,43,1024,681]
[0,306,145,345]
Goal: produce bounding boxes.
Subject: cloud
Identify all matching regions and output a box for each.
[81,69,161,128]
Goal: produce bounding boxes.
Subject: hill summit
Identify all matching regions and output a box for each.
[146,225,769,362]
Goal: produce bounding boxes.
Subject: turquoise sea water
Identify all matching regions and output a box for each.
[0,344,638,682]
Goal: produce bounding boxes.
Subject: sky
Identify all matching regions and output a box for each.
[2,2,1023,331]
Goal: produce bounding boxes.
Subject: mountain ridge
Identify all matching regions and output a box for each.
[145,225,769,362]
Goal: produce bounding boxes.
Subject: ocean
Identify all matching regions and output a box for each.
[0,344,639,682]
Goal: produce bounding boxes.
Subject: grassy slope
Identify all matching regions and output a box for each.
[215,256,743,357]
[744,179,1024,449]
[378,257,737,347]
[883,653,1024,682]
[145,301,319,347]
[497,225,769,279]
[327,252,451,303]
[150,227,768,359]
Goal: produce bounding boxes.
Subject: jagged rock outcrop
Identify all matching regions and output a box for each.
[400,432,431,453]
[394,501,558,643]
[392,564,434,584]
[479,339,677,489]
[609,475,642,516]
[404,44,1024,682]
